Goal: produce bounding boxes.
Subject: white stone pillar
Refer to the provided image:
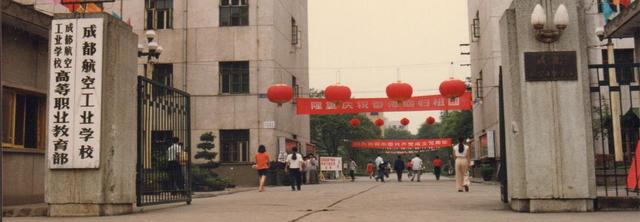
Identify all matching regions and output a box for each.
[46,13,137,216]
[500,0,596,212]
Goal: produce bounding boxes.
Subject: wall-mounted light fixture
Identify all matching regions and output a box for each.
[531,4,569,43]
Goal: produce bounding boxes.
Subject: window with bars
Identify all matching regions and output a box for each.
[471,11,480,41]
[291,17,299,46]
[601,48,637,84]
[220,0,249,27]
[475,71,483,99]
[145,0,173,30]
[2,87,46,149]
[219,61,250,94]
[220,130,250,162]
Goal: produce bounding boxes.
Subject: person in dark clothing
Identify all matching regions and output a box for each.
[393,155,405,182]
[377,161,387,182]
[433,156,443,181]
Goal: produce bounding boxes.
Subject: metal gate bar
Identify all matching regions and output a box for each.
[588,63,640,199]
[136,76,191,206]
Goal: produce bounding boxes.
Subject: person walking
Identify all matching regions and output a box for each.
[406,159,413,178]
[432,156,443,181]
[374,155,384,181]
[254,145,270,192]
[301,156,308,184]
[286,147,304,191]
[308,154,319,184]
[167,137,185,194]
[349,158,358,182]
[367,161,375,179]
[393,155,405,182]
[453,138,471,192]
[377,161,387,182]
[410,154,423,182]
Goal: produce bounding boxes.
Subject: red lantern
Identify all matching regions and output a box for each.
[375,118,385,127]
[325,84,352,104]
[349,118,361,127]
[400,118,410,126]
[267,84,293,106]
[426,116,436,125]
[439,78,467,98]
[386,82,413,102]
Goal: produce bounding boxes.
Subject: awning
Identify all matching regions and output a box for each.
[604,1,640,38]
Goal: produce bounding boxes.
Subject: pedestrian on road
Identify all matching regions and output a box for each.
[254,145,270,192]
[411,154,423,182]
[377,161,387,182]
[432,156,443,181]
[286,147,304,191]
[406,159,413,178]
[393,155,405,182]
[167,137,185,194]
[308,154,319,184]
[453,137,471,192]
[367,161,375,179]
[349,158,358,182]
[301,155,308,184]
[374,155,384,181]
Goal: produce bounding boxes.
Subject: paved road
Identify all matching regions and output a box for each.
[7,176,640,222]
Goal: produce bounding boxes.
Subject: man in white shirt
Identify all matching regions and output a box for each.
[167,137,185,192]
[374,156,384,181]
[411,154,423,182]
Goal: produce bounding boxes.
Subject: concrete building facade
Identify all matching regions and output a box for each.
[1,0,51,206]
[28,0,310,187]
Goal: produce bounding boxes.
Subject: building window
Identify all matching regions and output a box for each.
[220,61,250,94]
[145,0,173,30]
[220,0,249,27]
[292,75,300,98]
[220,130,249,162]
[2,87,46,149]
[471,11,480,41]
[370,112,379,116]
[602,49,637,84]
[291,17,299,46]
[475,71,483,99]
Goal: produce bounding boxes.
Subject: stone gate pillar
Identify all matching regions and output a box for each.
[500,0,596,212]
[45,13,137,216]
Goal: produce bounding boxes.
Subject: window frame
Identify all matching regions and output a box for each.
[291,17,299,46]
[219,61,250,95]
[2,87,47,150]
[145,0,174,30]
[471,11,480,41]
[219,0,249,27]
[220,129,250,163]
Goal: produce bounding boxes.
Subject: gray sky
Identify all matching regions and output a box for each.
[308,0,471,133]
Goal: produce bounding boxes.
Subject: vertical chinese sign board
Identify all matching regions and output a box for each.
[48,18,103,169]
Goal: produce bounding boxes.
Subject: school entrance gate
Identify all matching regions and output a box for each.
[136,76,192,206]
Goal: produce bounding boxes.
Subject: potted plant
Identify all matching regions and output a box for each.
[480,164,494,181]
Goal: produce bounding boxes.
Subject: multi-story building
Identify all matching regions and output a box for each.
[31,0,311,186]
[466,0,634,161]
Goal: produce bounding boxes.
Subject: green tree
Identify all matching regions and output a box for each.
[437,110,473,140]
[311,114,380,157]
[384,128,414,139]
[195,132,218,168]
[416,123,440,139]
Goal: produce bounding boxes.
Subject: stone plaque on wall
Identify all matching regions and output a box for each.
[524,51,578,81]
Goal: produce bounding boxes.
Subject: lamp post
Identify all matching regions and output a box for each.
[138,30,163,79]
[530,4,569,43]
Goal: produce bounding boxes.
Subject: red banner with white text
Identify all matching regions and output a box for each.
[352,138,452,150]
[296,92,472,115]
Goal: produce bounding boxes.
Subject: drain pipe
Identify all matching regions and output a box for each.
[183,0,188,91]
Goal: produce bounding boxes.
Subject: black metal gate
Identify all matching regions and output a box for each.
[588,63,640,201]
[136,76,192,206]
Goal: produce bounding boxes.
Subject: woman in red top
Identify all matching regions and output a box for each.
[367,162,375,179]
[432,156,443,181]
[254,145,270,192]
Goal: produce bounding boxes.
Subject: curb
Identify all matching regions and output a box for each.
[192,187,255,199]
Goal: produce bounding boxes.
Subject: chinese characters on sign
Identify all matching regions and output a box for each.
[320,157,342,171]
[296,92,472,115]
[351,138,453,150]
[48,18,103,169]
[524,51,578,81]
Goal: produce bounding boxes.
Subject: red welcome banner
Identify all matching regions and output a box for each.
[352,138,452,149]
[296,92,472,115]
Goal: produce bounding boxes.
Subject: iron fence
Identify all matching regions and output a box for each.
[136,76,192,206]
[588,63,640,199]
